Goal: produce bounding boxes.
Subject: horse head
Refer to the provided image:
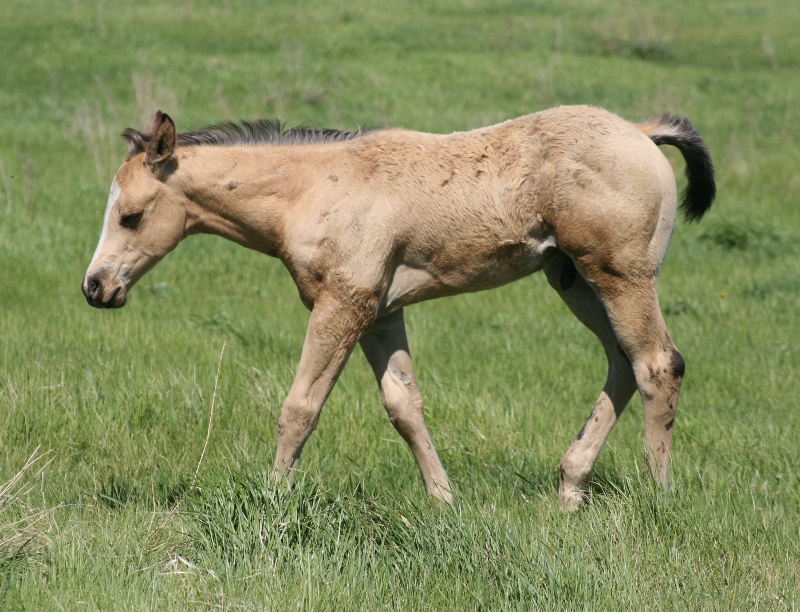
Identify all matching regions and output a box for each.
[83,111,186,308]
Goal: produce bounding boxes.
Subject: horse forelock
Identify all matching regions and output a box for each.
[121,120,381,159]
[122,128,149,159]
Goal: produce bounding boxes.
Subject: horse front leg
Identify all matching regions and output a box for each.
[273,291,376,481]
[359,310,453,504]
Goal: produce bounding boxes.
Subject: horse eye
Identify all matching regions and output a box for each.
[120,211,143,229]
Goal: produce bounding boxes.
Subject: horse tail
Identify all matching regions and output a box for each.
[637,115,716,222]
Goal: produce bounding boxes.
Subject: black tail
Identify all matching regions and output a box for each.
[640,115,716,222]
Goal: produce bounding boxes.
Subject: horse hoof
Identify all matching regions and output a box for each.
[559,486,586,512]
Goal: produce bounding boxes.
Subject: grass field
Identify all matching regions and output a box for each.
[1,0,799,608]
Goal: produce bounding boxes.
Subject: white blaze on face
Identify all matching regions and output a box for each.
[83,178,122,294]
[90,179,121,267]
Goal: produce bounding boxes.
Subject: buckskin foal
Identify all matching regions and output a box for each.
[83,106,715,510]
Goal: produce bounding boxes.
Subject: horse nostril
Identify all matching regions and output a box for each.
[88,278,102,300]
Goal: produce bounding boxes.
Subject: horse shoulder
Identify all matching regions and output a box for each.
[280,181,397,311]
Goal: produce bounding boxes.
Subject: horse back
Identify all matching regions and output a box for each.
[281,106,676,311]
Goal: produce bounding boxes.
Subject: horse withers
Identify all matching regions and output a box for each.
[83,106,715,510]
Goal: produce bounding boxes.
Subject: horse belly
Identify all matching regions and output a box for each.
[379,235,555,313]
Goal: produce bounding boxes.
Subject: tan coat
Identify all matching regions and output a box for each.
[83,105,715,509]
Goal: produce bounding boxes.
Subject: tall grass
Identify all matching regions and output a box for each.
[1,0,799,608]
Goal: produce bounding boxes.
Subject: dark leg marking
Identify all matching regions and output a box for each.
[670,348,686,378]
[560,257,578,291]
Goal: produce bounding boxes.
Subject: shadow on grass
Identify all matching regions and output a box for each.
[586,468,639,500]
[94,472,188,510]
[448,455,559,505]
[459,456,655,509]
[450,447,676,510]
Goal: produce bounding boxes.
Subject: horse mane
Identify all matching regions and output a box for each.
[122,119,382,159]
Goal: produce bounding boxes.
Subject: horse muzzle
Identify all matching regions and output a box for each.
[82,270,128,309]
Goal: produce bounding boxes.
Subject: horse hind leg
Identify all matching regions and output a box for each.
[544,252,638,511]
[585,268,684,492]
[547,134,684,504]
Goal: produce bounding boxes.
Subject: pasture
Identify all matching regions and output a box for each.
[1,0,799,608]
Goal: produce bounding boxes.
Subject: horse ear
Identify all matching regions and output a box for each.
[144,110,165,137]
[144,112,176,173]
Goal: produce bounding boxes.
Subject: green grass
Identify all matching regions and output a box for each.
[1,0,800,608]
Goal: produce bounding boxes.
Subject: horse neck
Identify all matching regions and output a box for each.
[174,145,303,257]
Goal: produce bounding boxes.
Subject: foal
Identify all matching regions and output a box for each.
[83,106,715,509]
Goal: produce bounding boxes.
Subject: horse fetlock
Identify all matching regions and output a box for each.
[427,480,454,505]
[558,459,591,510]
[270,464,295,486]
[559,481,587,512]
[643,438,672,489]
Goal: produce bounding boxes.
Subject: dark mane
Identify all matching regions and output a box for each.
[122,119,382,159]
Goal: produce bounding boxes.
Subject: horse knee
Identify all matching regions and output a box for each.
[381,376,424,430]
[277,396,320,441]
[633,346,684,416]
